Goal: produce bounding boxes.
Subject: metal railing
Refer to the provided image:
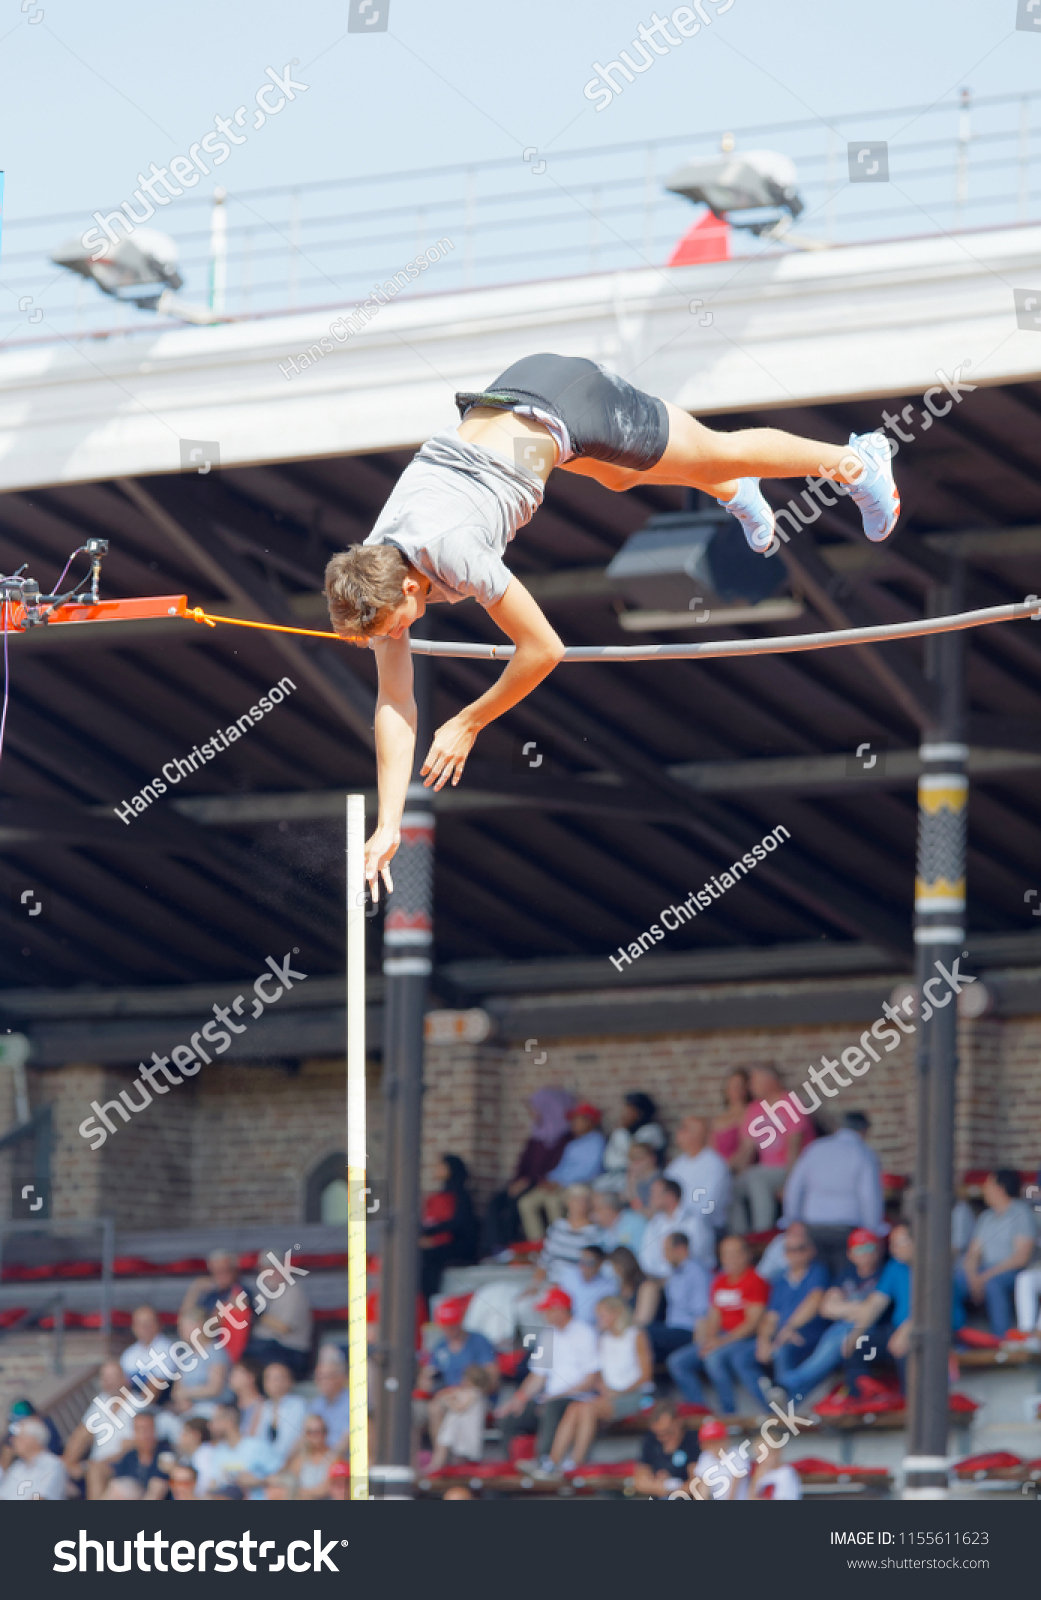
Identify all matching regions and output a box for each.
[1,87,1039,346]
[0,1217,115,1348]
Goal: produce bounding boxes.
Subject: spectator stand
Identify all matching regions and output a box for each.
[951,1450,1041,1494]
[0,1218,115,1346]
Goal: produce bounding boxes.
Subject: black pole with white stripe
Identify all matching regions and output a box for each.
[373,634,434,1490]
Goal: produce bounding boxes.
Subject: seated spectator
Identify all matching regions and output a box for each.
[632,1399,704,1497]
[109,1412,169,1500]
[518,1106,606,1239]
[429,1365,496,1473]
[179,1247,252,1364]
[120,1304,175,1402]
[690,1416,748,1500]
[954,1170,1037,1338]
[597,1093,665,1192]
[591,1188,646,1256]
[712,1069,752,1165]
[102,1476,145,1501]
[730,1064,812,1234]
[667,1235,769,1415]
[637,1177,714,1323]
[176,1416,218,1497]
[485,1087,574,1251]
[607,1246,646,1317]
[246,1244,313,1378]
[666,1115,732,1235]
[754,1223,829,1397]
[755,1229,796,1283]
[169,1309,229,1417]
[327,1460,350,1501]
[309,1345,351,1457]
[496,1287,598,1471]
[284,1414,336,1498]
[647,1231,711,1362]
[208,1402,280,1496]
[748,1437,802,1500]
[265,1472,297,1500]
[228,1361,264,1435]
[557,1245,616,1326]
[775,1229,890,1402]
[876,1221,913,1386]
[535,1185,602,1283]
[418,1297,498,1451]
[543,1297,653,1472]
[420,1154,479,1303]
[781,1111,884,1280]
[169,1463,199,1500]
[1,1400,61,1475]
[255,1362,307,1470]
[0,1416,67,1500]
[626,1141,662,1217]
[63,1359,132,1500]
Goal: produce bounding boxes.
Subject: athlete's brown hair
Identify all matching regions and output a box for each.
[324,545,410,640]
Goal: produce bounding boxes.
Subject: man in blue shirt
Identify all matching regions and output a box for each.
[557,1245,616,1326]
[774,1229,890,1403]
[754,1223,829,1396]
[781,1111,884,1281]
[646,1232,711,1362]
[420,1296,499,1456]
[546,1104,606,1187]
[423,1298,499,1390]
[309,1345,351,1456]
[591,1188,646,1256]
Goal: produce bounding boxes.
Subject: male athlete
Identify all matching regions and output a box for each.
[323,353,899,897]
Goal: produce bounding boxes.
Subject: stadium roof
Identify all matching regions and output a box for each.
[2,226,1041,1051]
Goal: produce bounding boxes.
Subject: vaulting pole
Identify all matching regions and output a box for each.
[346,793,370,1500]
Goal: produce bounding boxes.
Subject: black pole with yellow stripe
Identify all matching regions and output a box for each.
[905,577,967,1499]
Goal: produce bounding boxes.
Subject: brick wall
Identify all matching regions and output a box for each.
[16,1010,1041,1229]
[20,1056,382,1229]
[422,1013,1041,1203]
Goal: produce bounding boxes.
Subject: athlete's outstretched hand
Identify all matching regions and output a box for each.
[422,714,478,792]
[364,824,399,901]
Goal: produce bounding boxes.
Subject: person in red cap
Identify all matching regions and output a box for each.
[495,1286,598,1472]
[418,1296,499,1457]
[774,1228,891,1404]
[689,1417,748,1501]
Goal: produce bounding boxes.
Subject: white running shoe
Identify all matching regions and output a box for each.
[717,478,775,554]
[843,430,901,541]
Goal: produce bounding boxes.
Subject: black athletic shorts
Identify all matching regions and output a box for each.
[454,353,670,472]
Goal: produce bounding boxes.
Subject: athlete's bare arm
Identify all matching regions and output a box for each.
[364,577,564,896]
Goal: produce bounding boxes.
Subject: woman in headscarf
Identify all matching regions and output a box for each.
[596,1092,666,1193]
[420,1154,479,1303]
[482,1087,575,1255]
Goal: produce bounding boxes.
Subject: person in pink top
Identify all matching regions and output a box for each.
[729,1065,813,1232]
[712,1069,751,1163]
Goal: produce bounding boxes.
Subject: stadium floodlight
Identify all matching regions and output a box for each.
[665,148,822,246]
[605,508,801,631]
[50,227,222,325]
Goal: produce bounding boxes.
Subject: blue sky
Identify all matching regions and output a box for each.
[1,0,1038,328]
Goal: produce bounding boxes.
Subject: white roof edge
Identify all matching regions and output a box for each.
[0,223,1039,494]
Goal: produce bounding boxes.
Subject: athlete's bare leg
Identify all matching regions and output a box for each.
[560,402,864,501]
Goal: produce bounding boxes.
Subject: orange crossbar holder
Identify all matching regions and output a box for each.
[1,595,188,632]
